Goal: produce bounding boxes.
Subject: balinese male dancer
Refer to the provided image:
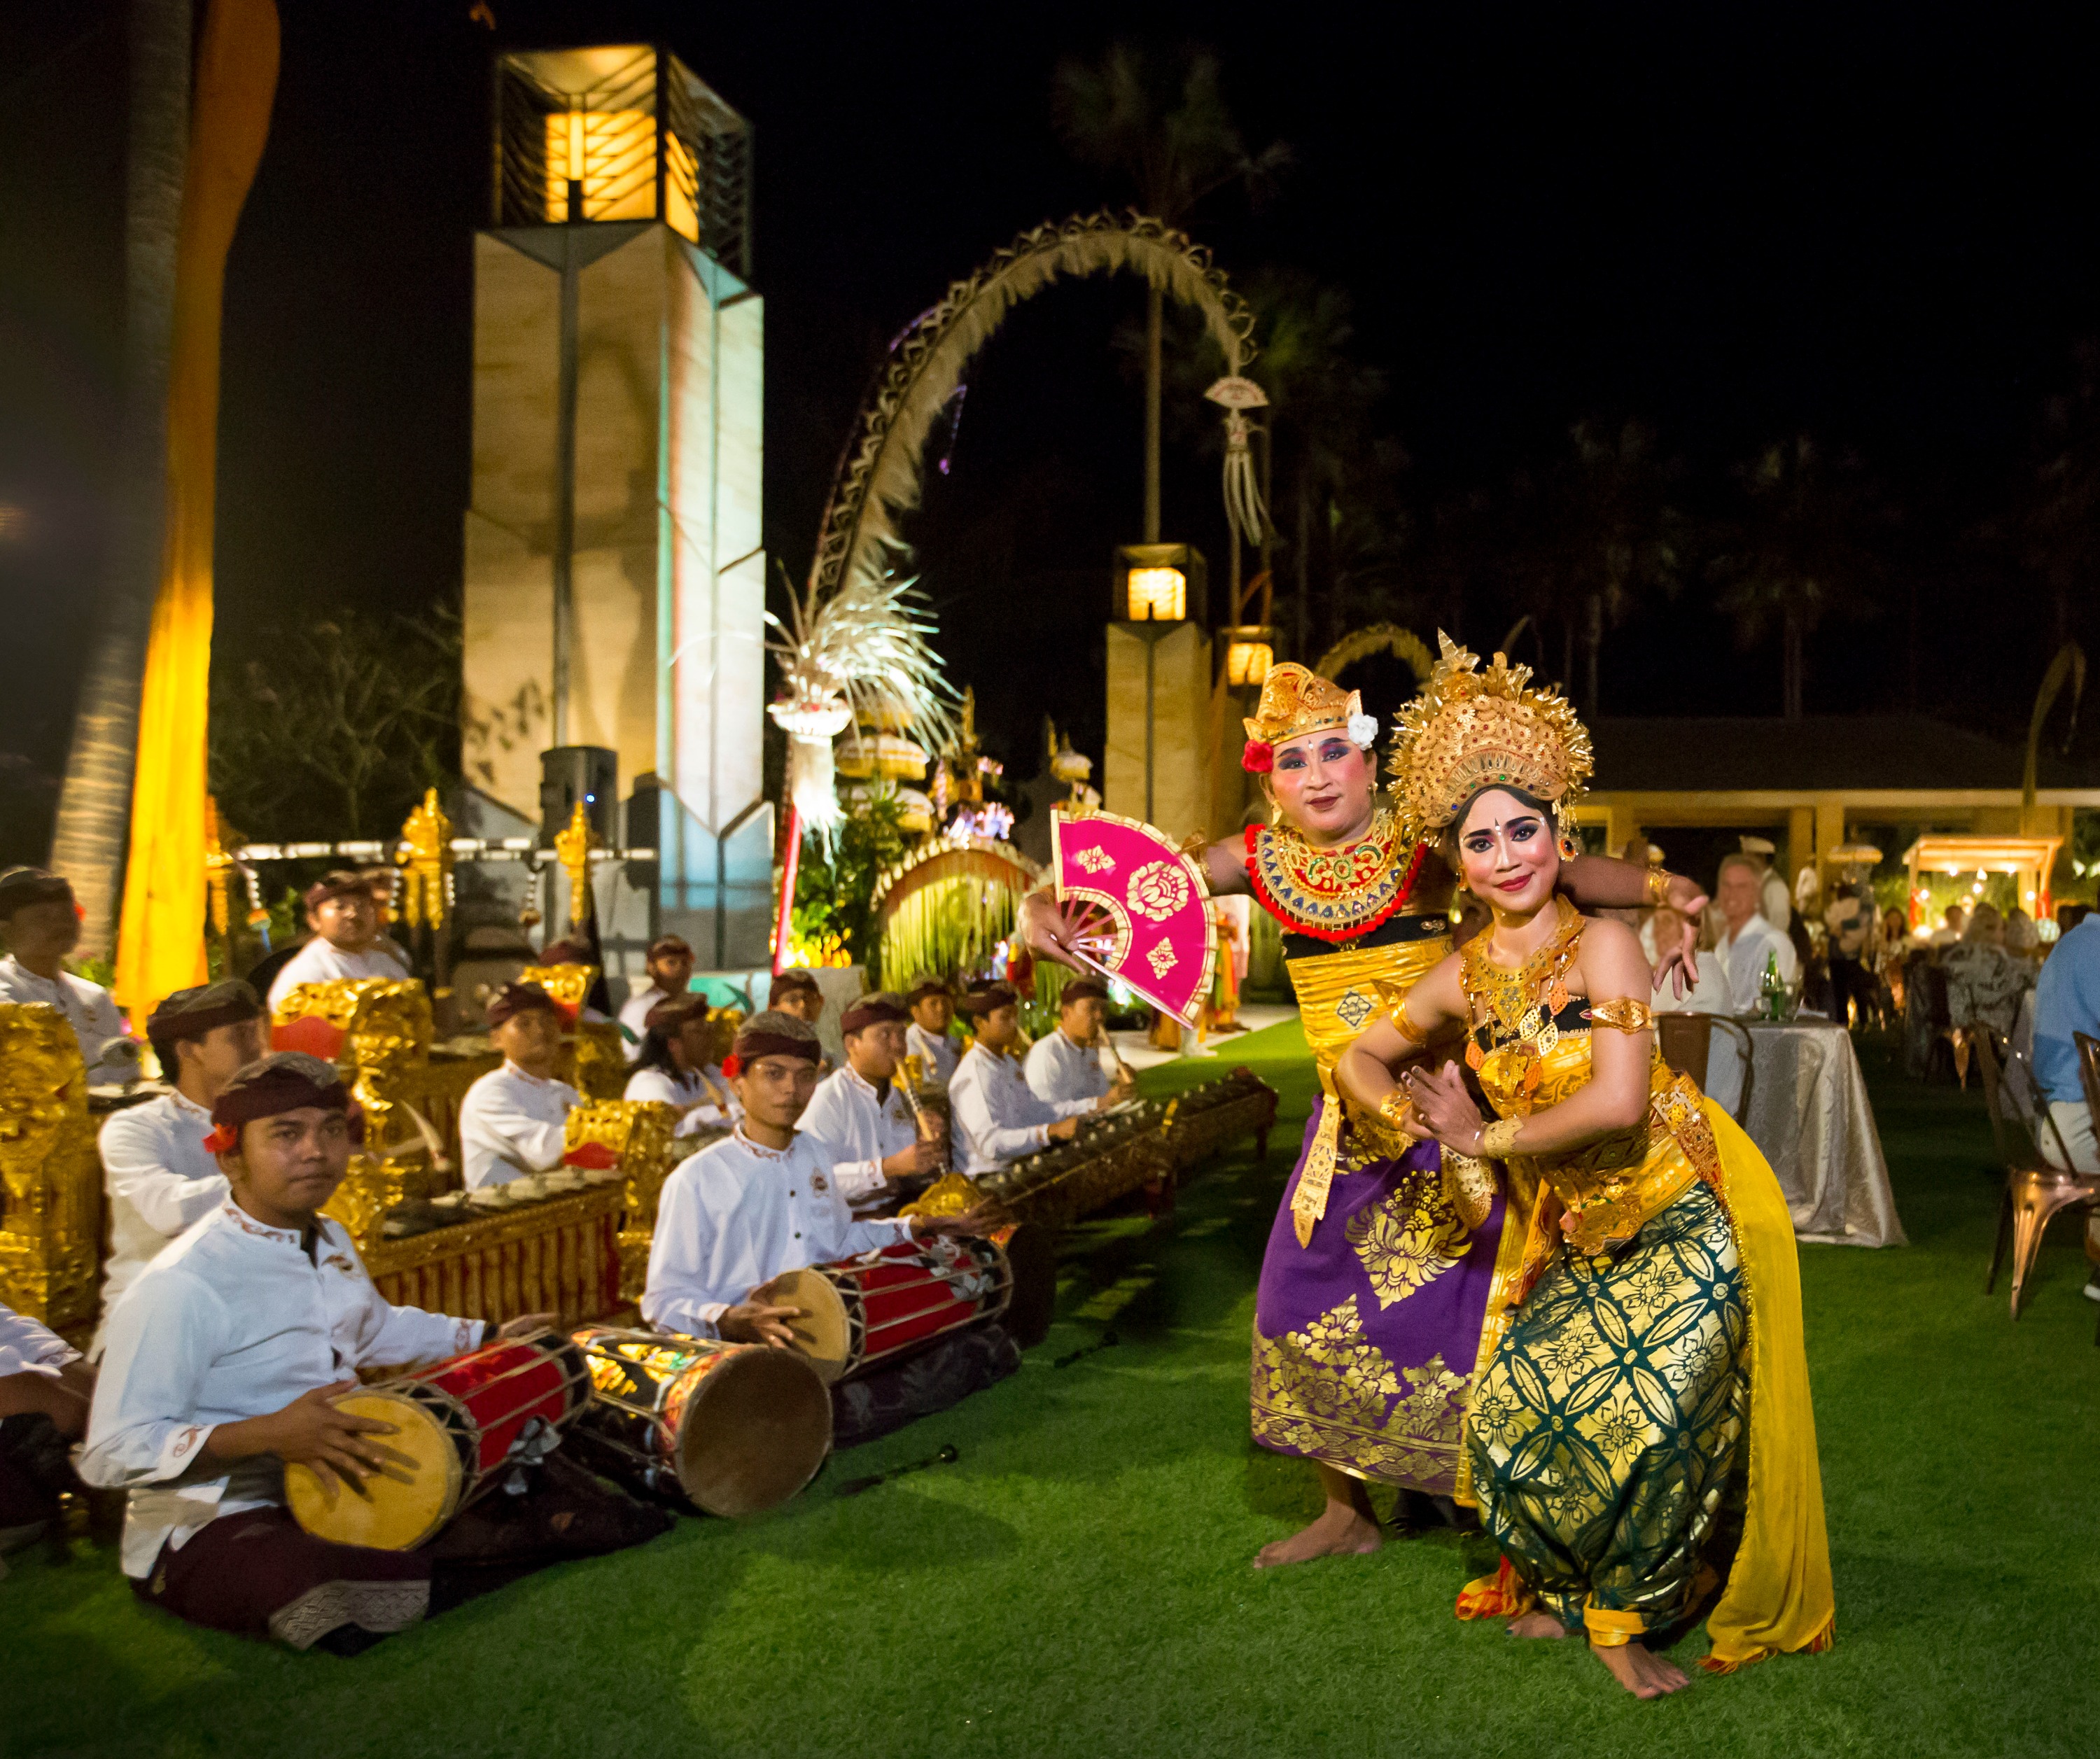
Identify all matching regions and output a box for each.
[1020,660,1707,1566]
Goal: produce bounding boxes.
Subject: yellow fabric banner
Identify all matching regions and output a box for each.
[113,0,279,1022]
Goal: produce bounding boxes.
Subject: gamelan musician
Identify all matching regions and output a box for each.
[615,933,695,1048]
[797,992,941,1213]
[1,1299,95,1551]
[641,1011,1015,1443]
[77,1053,665,1652]
[263,871,412,1012]
[902,976,962,1090]
[0,865,139,1085]
[1022,975,1120,1106]
[624,991,739,1135]
[762,967,834,1073]
[948,981,1132,1175]
[92,980,270,1358]
[457,983,583,1189]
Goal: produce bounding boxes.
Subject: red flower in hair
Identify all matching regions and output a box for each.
[720,1052,742,1080]
[1241,741,1275,774]
[203,1123,239,1155]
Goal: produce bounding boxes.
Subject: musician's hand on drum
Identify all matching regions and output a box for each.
[720,1300,804,1349]
[1046,1116,1082,1143]
[1397,1063,1489,1157]
[496,1312,557,1340]
[1017,888,1089,973]
[913,1205,1001,1240]
[227,1380,399,1494]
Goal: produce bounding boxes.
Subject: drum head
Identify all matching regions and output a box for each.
[284,1390,463,1553]
[752,1267,853,1383]
[675,1347,834,1518]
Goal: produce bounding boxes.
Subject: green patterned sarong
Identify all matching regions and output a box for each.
[1465,1180,1749,1634]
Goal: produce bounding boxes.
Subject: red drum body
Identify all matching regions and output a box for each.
[285,1333,590,1551]
[756,1236,1013,1383]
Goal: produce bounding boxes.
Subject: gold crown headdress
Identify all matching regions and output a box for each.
[1387,633,1593,839]
[1240,663,1380,773]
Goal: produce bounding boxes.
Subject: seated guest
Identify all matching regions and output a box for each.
[624,993,738,1135]
[948,981,1124,1174]
[2005,907,2043,969]
[799,993,942,1212]
[265,871,412,1011]
[903,976,961,1089]
[78,1053,665,1651]
[0,866,138,1085]
[1931,903,1968,950]
[1712,853,1798,1013]
[642,1011,1014,1445]
[2029,906,2100,1296]
[1943,903,2032,1043]
[1,1301,95,1553]
[458,983,582,1189]
[617,935,694,1049]
[94,980,270,1357]
[1024,976,1135,1107]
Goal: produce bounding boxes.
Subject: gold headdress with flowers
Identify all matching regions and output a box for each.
[1387,633,1594,839]
[1240,663,1381,773]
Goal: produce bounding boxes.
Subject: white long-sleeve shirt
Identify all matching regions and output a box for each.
[93,1090,226,1355]
[458,1061,580,1189]
[0,1301,80,1382]
[904,1021,960,1090]
[265,939,412,1012]
[1714,913,1800,1014]
[0,956,136,1084]
[78,1200,482,1576]
[798,1063,918,1204]
[640,1129,917,1340]
[624,1063,738,1135]
[948,1042,1094,1174]
[1023,1030,1112,1106]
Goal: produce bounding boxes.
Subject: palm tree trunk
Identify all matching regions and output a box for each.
[1143,283,1162,543]
[1294,471,1310,664]
[48,0,193,959]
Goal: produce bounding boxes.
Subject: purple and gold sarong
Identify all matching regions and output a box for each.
[1252,1107,1512,1494]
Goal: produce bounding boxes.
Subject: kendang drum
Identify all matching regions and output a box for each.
[566,1326,832,1517]
[755,1235,1014,1384]
[284,1332,589,1550]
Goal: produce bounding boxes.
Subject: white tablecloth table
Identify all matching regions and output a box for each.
[1702,1016,1905,1247]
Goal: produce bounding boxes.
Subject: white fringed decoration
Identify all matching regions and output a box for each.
[1205,374,1270,547]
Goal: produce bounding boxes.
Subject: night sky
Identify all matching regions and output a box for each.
[6,1,2100,857]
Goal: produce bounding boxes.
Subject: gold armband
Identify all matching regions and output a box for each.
[1378,1089,1417,1131]
[1391,1006,1429,1047]
[1479,1116,1523,1159]
[1644,867,1674,908]
[1585,997,1656,1033]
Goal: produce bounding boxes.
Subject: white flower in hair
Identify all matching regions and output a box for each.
[1348,712,1380,749]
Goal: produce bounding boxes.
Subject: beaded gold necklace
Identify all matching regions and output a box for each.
[1458,895,1585,1095]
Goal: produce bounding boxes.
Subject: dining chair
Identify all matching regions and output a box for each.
[1977,1029,2100,1333]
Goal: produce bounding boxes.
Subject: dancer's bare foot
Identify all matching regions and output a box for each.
[1590,1641,1690,1698]
[1506,1611,1570,1639]
[1253,1499,1382,1568]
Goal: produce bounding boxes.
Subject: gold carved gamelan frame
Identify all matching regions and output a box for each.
[0,1004,99,1329]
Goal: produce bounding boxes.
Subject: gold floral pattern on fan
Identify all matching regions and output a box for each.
[1126,860,1192,923]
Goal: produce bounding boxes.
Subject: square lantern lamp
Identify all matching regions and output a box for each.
[1113,543,1208,625]
[1220,626,1275,687]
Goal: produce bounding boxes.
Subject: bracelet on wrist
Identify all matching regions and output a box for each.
[1478,1116,1524,1158]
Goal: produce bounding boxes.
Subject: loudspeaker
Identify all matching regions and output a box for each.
[540,746,618,847]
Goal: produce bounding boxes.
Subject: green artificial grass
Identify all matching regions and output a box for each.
[7,1023,2098,1758]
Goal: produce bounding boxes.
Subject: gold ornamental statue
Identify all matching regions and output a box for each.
[0,1003,100,1329]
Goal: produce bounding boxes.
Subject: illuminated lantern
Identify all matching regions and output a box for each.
[1221,626,1275,687]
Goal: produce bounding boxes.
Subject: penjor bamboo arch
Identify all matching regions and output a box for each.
[1313,623,1438,689]
[805,211,1261,602]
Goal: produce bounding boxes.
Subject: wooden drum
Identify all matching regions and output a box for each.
[284,1332,589,1550]
[755,1234,1014,1384]
[567,1326,832,1518]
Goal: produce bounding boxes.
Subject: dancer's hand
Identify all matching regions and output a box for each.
[1397,1063,1488,1156]
[1650,881,1709,998]
[1018,889,1090,972]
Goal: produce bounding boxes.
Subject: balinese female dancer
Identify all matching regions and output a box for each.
[1022,659,1712,1567]
[1337,638,1833,1695]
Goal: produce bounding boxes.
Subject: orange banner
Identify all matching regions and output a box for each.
[114,0,279,1021]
